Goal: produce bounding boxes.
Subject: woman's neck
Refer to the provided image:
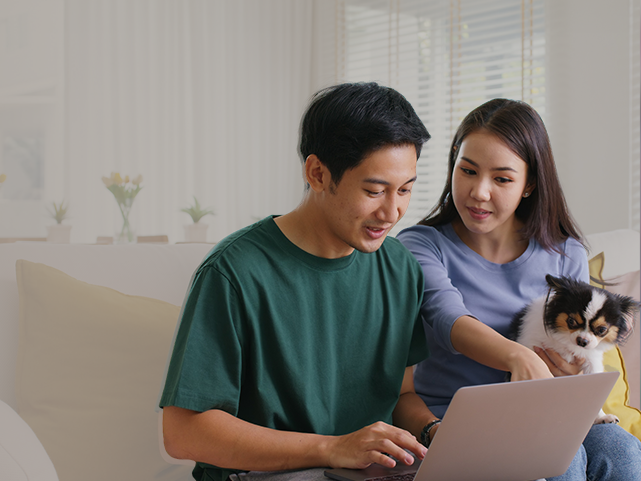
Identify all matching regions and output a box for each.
[452,218,529,264]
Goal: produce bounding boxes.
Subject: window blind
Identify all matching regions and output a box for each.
[330,0,546,233]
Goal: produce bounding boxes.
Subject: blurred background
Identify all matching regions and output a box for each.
[0,0,638,244]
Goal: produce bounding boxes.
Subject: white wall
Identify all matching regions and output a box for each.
[546,0,637,236]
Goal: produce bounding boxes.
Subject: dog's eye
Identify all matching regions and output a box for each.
[567,317,578,329]
[594,326,609,337]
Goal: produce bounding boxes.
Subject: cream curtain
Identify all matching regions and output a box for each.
[65,0,313,243]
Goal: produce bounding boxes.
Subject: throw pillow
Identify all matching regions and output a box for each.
[15,260,193,481]
[589,253,641,439]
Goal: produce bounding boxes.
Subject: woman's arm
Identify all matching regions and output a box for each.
[450,315,553,381]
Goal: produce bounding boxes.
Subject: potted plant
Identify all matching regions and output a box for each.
[46,201,72,243]
[181,196,214,242]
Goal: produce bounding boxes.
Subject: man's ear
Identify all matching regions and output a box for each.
[305,155,330,192]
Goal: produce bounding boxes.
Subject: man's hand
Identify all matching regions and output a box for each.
[324,421,427,469]
[533,346,584,377]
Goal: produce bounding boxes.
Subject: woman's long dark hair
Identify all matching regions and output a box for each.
[419,98,583,252]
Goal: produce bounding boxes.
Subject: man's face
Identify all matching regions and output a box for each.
[320,143,417,257]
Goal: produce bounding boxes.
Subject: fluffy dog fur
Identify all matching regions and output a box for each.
[508,274,638,424]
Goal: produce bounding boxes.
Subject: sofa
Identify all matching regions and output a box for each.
[0,230,638,481]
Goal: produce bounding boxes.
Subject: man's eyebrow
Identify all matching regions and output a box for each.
[460,156,518,173]
[363,176,417,186]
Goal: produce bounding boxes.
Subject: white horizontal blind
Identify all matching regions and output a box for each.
[331,0,545,233]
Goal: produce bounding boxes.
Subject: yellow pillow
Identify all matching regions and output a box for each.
[16,260,192,481]
[589,253,641,439]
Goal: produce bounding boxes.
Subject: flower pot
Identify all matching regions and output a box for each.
[184,222,209,243]
[46,224,72,243]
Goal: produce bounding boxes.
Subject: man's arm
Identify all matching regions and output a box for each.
[163,404,427,471]
[392,367,440,442]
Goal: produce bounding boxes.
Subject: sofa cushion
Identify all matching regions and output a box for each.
[589,254,641,439]
[16,260,193,481]
[0,242,212,410]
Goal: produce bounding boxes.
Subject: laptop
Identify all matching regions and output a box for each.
[325,372,618,481]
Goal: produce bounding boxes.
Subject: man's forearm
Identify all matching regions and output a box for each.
[163,405,427,471]
[163,406,330,471]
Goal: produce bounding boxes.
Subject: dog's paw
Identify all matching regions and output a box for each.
[594,413,619,424]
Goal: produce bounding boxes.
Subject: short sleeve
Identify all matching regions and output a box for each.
[561,238,589,283]
[397,227,472,354]
[159,266,244,414]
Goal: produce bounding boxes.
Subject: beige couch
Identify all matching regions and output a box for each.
[0,230,638,481]
[0,242,211,481]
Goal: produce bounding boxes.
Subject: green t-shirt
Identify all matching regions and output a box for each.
[160,216,428,481]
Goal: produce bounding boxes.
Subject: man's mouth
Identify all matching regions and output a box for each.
[365,225,389,239]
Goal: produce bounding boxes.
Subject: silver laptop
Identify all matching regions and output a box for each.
[325,372,618,481]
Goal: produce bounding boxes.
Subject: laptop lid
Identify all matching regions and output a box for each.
[325,372,618,481]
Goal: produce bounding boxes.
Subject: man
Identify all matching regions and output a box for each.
[160,82,437,481]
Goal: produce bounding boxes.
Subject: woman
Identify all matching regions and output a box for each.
[397,98,641,480]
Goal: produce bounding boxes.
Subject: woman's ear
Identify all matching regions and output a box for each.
[305,155,330,193]
[523,182,536,198]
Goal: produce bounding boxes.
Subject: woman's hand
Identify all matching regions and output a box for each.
[506,343,554,382]
[450,316,554,381]
[533,346,584,377]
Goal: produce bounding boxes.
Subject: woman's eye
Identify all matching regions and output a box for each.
[461,168,476,175]
[496,177,513,184]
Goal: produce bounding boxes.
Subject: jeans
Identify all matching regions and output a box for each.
[548,424,641,481]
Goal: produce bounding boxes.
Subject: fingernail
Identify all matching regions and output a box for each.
[406,455,414,465]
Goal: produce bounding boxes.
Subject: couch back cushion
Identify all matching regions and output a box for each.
[0,243,212,409]
[16,260,194,481]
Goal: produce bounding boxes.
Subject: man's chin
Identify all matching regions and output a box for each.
[353,237,387,254]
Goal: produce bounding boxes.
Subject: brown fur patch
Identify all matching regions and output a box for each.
[556,313,583,331]
[591,316,619,342]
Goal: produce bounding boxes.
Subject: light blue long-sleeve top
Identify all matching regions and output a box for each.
[397,223,588,417]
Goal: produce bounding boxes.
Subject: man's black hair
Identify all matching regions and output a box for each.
[299,82,430,185]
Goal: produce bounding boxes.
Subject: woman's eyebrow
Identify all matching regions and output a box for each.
[460,156,518,173]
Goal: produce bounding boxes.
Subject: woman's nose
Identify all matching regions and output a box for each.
[470,179,491,202]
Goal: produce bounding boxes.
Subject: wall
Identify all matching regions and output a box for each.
[546,0,637,236]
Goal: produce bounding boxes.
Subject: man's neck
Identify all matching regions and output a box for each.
[273,201,355,259]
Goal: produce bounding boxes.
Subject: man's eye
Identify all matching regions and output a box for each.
[366,190,383,196]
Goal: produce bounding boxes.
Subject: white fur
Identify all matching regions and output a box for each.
[515,294,619,424]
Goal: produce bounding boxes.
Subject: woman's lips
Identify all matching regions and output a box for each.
[467,206,491,220]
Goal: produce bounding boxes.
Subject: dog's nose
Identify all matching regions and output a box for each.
[576,337,588,347]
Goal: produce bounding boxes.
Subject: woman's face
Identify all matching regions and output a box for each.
[452,130,534,241]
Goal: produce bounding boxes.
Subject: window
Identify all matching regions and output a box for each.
[328,0,545,233]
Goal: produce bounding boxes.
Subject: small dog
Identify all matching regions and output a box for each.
[508,274,638,424]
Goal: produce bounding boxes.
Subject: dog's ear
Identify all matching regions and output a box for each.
[545,274,566,290]
[616,296,640,343]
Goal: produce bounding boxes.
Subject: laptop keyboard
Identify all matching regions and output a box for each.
[365,473,415,481]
